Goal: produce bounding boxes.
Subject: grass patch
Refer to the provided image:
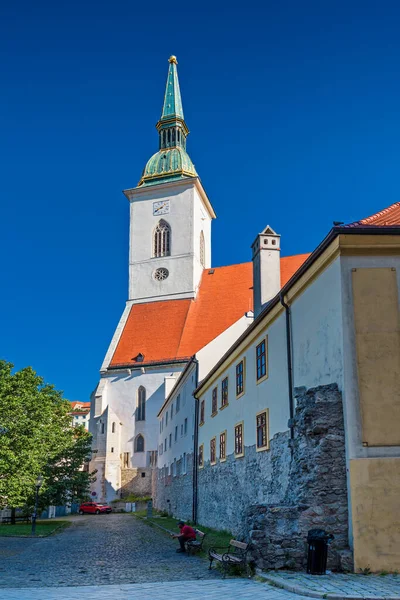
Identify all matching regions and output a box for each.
[111,495,152,504]
[134,511,232,554]
[0,520,70,537]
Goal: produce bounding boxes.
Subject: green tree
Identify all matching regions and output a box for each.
[0,360,95,513]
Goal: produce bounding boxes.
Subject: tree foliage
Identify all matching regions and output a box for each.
[0,360,95,509]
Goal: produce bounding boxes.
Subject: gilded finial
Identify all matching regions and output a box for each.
[169,55,178,64]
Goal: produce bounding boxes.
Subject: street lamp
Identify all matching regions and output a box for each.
[31,475,44,535]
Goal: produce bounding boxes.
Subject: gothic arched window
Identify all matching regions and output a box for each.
[200,231,205,267]
[136,386,146,421]
[153,220,171,258]
[135,434,145,452]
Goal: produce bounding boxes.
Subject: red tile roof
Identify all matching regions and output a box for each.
[347,201,400,227]
[110,256,310,368]
[70,401,91,410]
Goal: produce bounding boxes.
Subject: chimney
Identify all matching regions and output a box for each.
[251,225,281,317]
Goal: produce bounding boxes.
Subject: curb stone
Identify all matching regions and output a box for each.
[255,570,400,600]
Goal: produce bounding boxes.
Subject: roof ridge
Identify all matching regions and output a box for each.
[357,201,400,225]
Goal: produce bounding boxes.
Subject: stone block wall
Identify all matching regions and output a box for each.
[153,454,194,521]
[198,383,351,571]
[120,467,152,497]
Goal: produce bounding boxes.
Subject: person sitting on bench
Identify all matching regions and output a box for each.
[171,520,196,553]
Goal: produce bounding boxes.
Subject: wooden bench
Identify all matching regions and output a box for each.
[185,529,206,554]
[208,539,250,578]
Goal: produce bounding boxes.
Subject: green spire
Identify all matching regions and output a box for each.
[160,56,184,121]
[138,56,197,187]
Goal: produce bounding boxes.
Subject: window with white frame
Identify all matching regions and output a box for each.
[176,394,180,413]
[153,219,171,258]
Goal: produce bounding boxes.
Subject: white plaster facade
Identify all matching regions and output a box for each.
[156,313,254,478]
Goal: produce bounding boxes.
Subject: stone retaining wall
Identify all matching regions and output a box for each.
[153,454,194,521]
[247,383,349,570]
[197,383,351,571]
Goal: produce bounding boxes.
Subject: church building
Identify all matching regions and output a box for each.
[89,56,308,502]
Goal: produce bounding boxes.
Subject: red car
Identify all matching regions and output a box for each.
[79,502,112,515]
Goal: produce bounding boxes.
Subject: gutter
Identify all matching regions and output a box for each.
[280,293,295,447]
[194,224,400,396]
[106,357,191,372]
[192,357,200,524]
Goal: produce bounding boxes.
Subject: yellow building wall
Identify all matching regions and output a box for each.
[352,267,400,446]
[350,458,400,571]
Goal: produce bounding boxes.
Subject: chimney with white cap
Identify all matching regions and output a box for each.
[251,225,281,317]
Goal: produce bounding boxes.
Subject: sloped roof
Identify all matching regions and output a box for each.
[110,255,310,368]
[347,201,400,227]
[70,401,91,409]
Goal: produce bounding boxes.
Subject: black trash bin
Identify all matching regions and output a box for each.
[306,529,334,575]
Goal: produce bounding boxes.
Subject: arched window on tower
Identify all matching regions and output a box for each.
[135,434,145,452]
[153,220,171,258]
[136,386,146,421]
[200,231,205,268]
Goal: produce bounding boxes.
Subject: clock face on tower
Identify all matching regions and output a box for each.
[153,200,170,216]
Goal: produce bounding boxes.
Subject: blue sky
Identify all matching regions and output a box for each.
[1,1,400,400]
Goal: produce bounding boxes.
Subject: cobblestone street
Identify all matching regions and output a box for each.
[0,514,220,588]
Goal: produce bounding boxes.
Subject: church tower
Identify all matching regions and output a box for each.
[124,56,216,304]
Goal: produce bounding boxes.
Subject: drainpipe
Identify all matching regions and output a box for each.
[280,293,295,446]
[192,357,199,524]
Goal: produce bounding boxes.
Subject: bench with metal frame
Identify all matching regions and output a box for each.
[185,529,206,554]
[208,539,250,577]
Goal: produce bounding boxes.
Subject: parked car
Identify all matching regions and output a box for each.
[79,502,112,515]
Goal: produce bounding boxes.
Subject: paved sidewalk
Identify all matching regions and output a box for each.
[258,570,400,600]
[0,580,312,600]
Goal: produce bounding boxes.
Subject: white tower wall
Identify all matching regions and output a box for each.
[125,178,213,304]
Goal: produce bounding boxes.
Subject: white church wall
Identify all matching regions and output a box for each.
[104,366,185,469]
